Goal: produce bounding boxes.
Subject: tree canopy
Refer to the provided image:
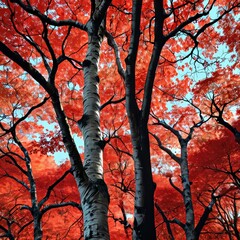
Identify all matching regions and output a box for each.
[0,0,239,239]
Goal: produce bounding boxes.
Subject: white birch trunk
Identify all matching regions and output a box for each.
[0,2,111,238]
[77,20,110,239]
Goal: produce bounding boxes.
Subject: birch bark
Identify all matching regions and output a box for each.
[76,3,110,238]
[77,31,110,239]
[0,0,111,237]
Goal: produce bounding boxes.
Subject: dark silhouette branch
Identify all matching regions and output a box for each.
[41,201,81,215]
[169,177,183,196]
[10,0,86,30]
[155,202,174,240]
[0,97,49,137]
[38,168,72,208]
[195,194,217,239]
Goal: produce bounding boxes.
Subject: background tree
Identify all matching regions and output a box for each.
[0,94,82,239]
[0,0,239,239]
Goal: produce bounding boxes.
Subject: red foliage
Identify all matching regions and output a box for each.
[0,0,239,239]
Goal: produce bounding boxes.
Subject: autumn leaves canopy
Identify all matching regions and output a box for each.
[0,0,239,239]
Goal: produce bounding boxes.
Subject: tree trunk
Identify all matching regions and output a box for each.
[77,20,110,239]
[180,143,195,240]
[132,125,156,240]
[14,136,43,240]
[33,215,42,240]
[124,0,156,237]
[27,158,42,240]
[133,153,156,240]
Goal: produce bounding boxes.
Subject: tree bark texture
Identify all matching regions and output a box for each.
[124,0,157,239]
[180,143,195,240]
[77,6,110,239]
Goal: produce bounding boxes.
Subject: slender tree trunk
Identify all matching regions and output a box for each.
[124,97,156,239]
[77,20,110,239]
[47,6,110,238]
[50,63,109,239]
[124,83,156,239]
[123,81,156,239]
[180,143,195,240]
[26,155,42,240]
[33,215,42,240]
[14,136,43,240]
[8,234,15,240]
[124,0,156,237]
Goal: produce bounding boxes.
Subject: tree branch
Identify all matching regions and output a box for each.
[0,97,49,137]
[10,0,86,30]
[169,177,183,196]
[41,201,81,215]
[195,194,216,239]
[155,202,174,240]
[38,168,72,208]
[141,0,166,127]
[0,42,52,93]
[150,132,182,164]
[105,31,125,79]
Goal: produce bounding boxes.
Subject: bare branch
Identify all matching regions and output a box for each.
[41,201,81,215]
[0,42,51,93]
[38,168,72,208]
[150,132,181,164]
[155,202,174,240]
[105,31,125,79]
[169,177,183,196]
[0,97,49,137]
[10,0,86,30]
